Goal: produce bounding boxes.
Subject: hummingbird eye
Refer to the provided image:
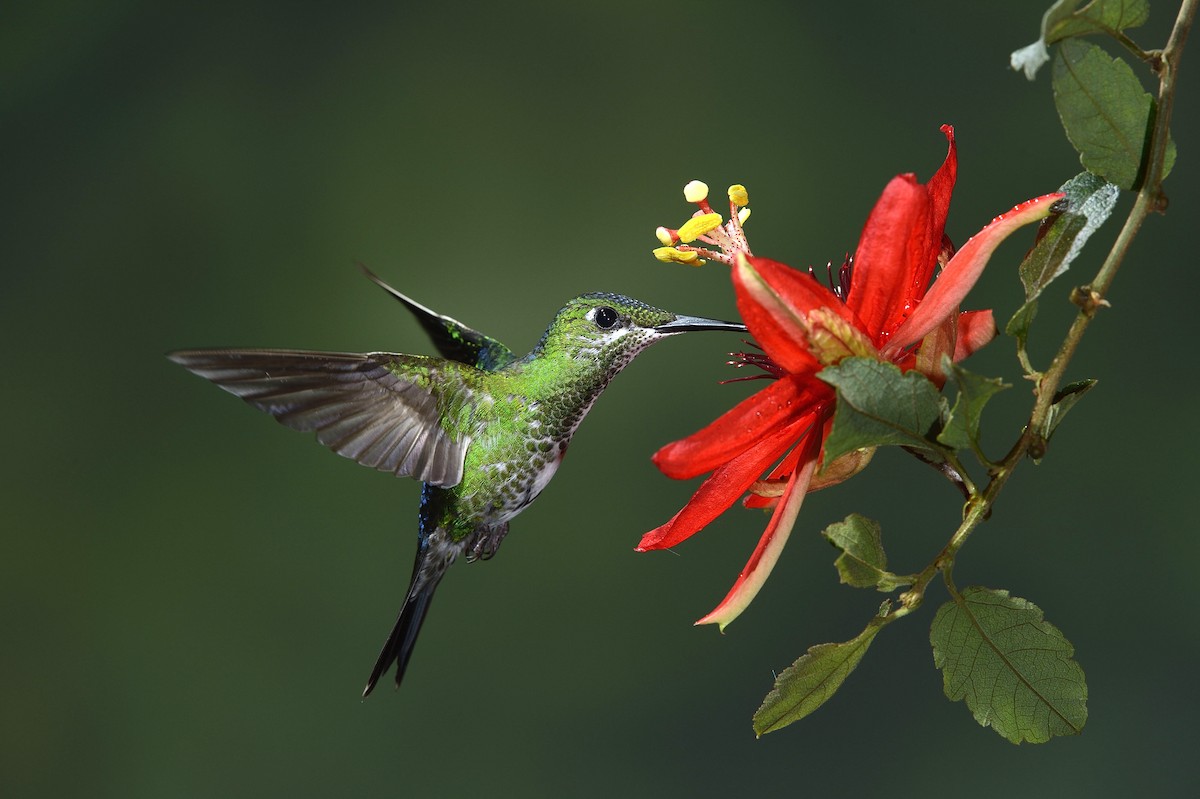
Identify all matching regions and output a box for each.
[593,306,620,330]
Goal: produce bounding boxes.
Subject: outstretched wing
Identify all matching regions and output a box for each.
[358,264,518,371]
[168,349,470,487]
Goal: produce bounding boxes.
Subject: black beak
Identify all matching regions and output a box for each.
[655,314,747,334]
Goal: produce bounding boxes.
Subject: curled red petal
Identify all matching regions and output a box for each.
[732,256,844,374]
[848,126,957,344]
[653,375,829,480]
[927,124,958,252]
[695,428,823,630]
[887,192,1063,352]
[637,413,818,551]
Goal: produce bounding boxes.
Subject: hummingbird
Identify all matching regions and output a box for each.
[168,266,745,697]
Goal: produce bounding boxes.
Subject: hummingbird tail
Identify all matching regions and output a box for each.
[361,530,458,698]
[361,580,439,698]
[360,509,508,697]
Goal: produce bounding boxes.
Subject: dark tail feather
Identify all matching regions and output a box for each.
[361,564,444,698]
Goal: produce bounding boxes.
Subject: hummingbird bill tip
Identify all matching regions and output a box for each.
[655,315,747,334]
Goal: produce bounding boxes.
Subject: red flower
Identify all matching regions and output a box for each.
[646,126,1062,629]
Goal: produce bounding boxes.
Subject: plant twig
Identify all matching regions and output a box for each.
[892,0,1196,616]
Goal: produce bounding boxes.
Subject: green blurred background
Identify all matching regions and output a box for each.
[5,1,1198,796]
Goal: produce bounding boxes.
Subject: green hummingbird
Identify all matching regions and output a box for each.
[168,267,745,696]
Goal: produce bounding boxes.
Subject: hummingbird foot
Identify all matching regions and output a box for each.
[464,522,510,563]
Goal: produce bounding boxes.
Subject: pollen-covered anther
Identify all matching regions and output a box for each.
[653,246,705,266]
[677,212,723,243]
[727,184,749,207]
[655,226,679,246]
[683,180,709,204]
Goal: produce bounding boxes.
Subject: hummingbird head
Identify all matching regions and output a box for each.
[532,293,745,373]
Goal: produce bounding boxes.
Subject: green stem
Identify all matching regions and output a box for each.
[1028,0,1194,438]
[891,0,1196,618]
[1111,30,1153,64]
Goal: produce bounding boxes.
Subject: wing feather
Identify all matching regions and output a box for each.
[168,348,470,487]
[358,265,517,371]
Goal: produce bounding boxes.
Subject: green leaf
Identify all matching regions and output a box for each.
[1020,172,1120,301]
[1162,132,1177,183]
[930,586,1088,744]
[937,361,1010,454]
[1006,172,1119,361]
[1053,38,1161,190]
[1042,378,1098,440]
[1045,0,1149,43]
[1010,0,1149,80]
[821,514,912,591]
[1005,298,1040,360]
[754,620,882,736]
[819,358,946,465]
[1021,212,1089,302]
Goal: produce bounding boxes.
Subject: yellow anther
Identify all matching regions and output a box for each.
[728,184,749,206]
[737,207,751,226]
[683,180,709,203]
[653,247,705,266]
[677,212,722,243]
[655,226,677,246]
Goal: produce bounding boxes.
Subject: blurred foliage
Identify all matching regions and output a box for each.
[3,1,1197,796]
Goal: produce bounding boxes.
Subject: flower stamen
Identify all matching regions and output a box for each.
[808,254,855,302]
[653,179,755,267]
[721,342,785,384]
[652,246,705,266]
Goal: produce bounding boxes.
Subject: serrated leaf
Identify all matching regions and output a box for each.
[1045,0,1149,43]
[1053,39,1161,190]
[819,358,946,465]
[754,622,881,736]
[1020,172,1120,301]
[1042,378,1098,439]
[821,514,911,591]
[930,586,1088,744]
[937,361,1010,453]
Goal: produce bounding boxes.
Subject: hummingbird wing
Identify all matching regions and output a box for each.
[168,349,470,487]
[358,264,517,371]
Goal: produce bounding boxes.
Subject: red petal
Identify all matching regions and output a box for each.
[887,192,1063,352]
[744,406,834,508]
[848,126,957,344]
[695,429,823,630]
[743,444,806,509]
[927,125,958,247]
[637,413,817,551]
[653,375,829,480]
[732,256,846,374]
[952,310,996,361]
